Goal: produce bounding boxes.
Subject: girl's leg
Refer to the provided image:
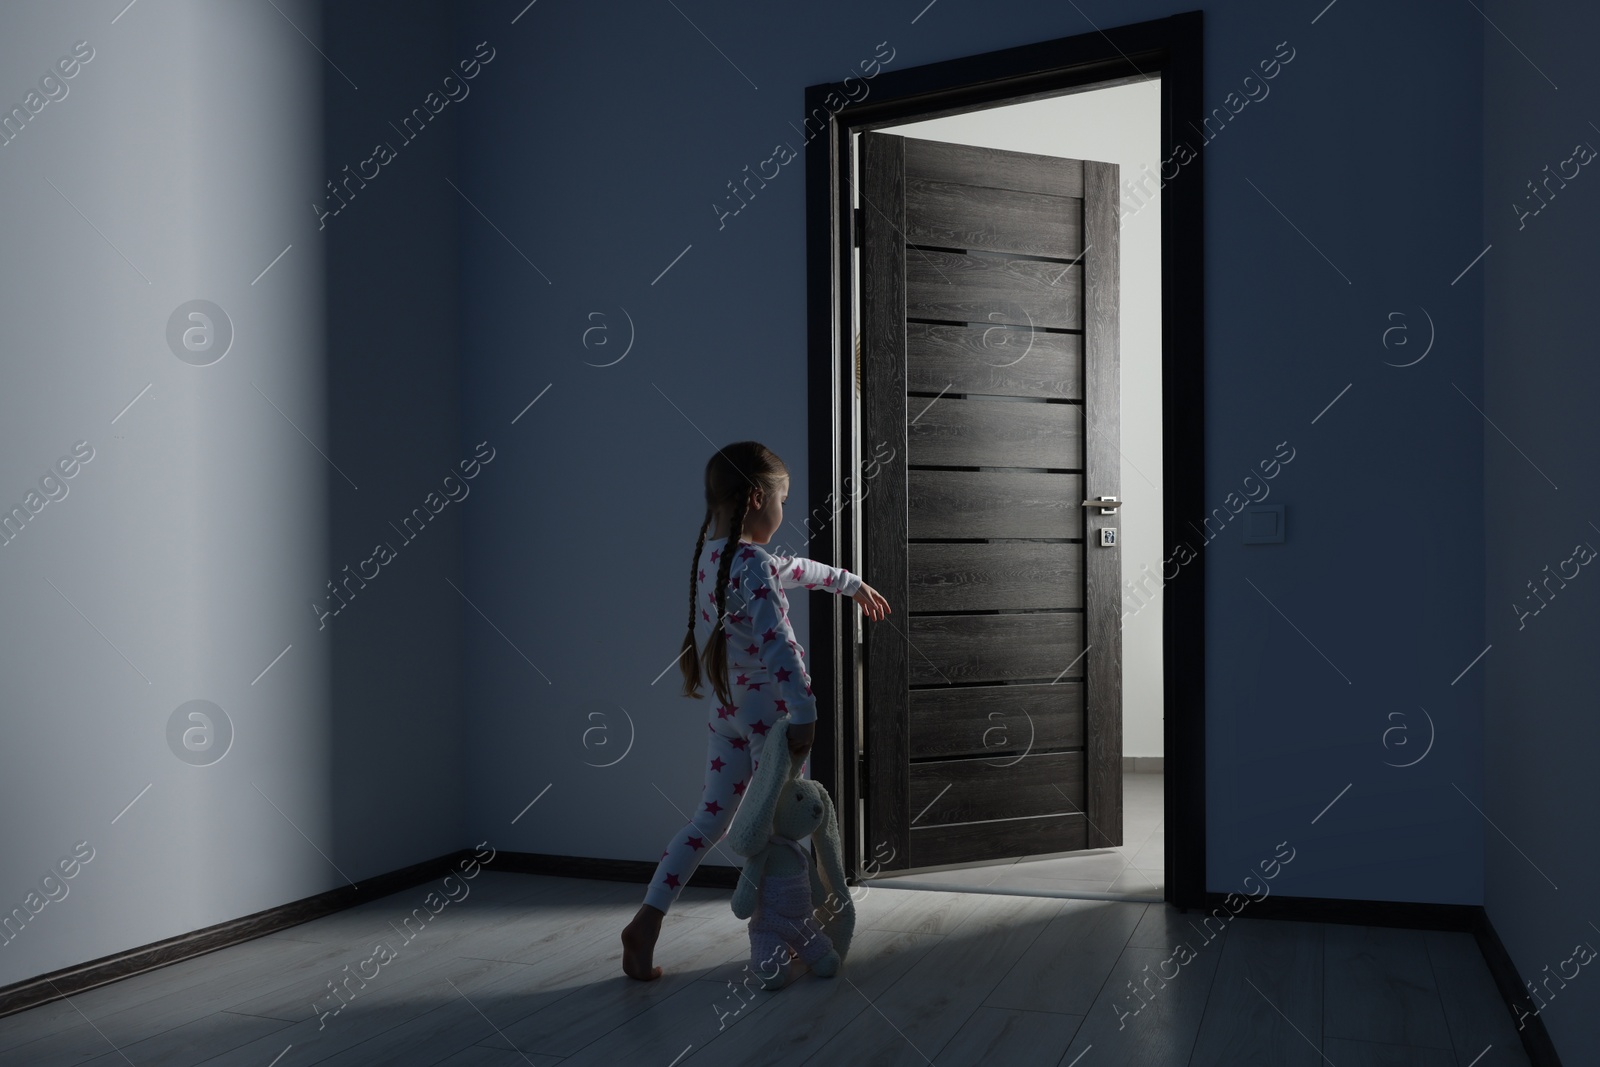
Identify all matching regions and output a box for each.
[623,719,752,980]
[642,723,751,912]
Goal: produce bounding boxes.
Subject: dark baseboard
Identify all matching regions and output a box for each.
[1471,907,1562,1066]
[491,850,741,889]
[1189,892,1559,1066]
[0,847,479,1020]
[1191,891,1480,931]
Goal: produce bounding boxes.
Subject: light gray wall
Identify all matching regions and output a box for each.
[878,79,1166,758]
[0,0,463,986]
[1482,0,1600,1055]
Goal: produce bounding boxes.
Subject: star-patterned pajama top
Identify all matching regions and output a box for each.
[643,538,862,913]
[692,539,863,727]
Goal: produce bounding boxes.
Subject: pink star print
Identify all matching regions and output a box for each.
[753,586,769,600]
[740,546,756,560]
[730,737,748,750]
[702,609,711,622]
[711,548,721,562]
[745,643,759,655]
[823,575,835,586]
[698,569,705,581]
[687,836,706,851]
[710,756,726,771]
[774,699,788,712]
[791,564,804,581]
[716,705,735,720]
[762,628,779,644]
[735,674,749,686]
[746,682,764,691]
[804,683,813,696]
[733,779,747,796]
[751,720,770,736]
[704,800,722,815]
[775,667,791,682]
[664,873,681,889]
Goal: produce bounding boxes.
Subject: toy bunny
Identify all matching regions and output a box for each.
[725,715,855,990]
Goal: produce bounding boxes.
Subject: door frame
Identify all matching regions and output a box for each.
[804,10,1206,908]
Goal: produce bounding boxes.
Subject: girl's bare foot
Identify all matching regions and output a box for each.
[621,904,664,980]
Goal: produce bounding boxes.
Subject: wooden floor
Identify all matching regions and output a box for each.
[0,871,1532,1066]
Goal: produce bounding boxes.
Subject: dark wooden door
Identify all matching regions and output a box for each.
[859,132,1122,872]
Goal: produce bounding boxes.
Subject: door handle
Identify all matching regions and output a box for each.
[1082,496,1122,513]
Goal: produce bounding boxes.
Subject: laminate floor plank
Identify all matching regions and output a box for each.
[1126,902,1232,952]
[1323,1035,1458,1066]
[1052,941,1225,1066]
[1324,925,1453,1050]
[438,1046,556,1067]
[477,910,749,1057]
[191,955,561,1067]
[72,1009,293,1067]
[0,999,81,1057]
[1188,918,1323,1067]
[985,898,1145,1016]
[933,1005,1084,1067]
[855,886,992,935]
[0,931,336,1055]
[0,940,342,1067]
[221,878,650,1021]
[681,926,945,1067]
[802,893,1066,1065]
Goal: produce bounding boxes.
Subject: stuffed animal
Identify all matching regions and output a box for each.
[726,715,855,990]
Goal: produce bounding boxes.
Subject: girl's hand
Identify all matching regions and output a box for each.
[852,582,891,622]
[787,719,815,761]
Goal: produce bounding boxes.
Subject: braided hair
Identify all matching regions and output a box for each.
[679,441,788,708]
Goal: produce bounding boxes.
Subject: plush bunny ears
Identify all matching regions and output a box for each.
[726,715,801,857]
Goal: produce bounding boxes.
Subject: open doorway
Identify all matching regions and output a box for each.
[851,79,1164,901]
[802,12,1206,908]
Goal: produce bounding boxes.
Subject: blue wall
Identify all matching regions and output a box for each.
[455,0,1487,906]
[1482,0,1600,1054]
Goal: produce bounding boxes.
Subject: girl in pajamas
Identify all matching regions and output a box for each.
[620,440,889,981]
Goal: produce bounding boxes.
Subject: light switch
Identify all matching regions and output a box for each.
[1242,504,1285,544]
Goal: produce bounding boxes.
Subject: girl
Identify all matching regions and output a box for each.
[620,441,889,981]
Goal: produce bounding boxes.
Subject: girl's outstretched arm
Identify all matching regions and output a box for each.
[767,550,891,622]
[764,551,862,597]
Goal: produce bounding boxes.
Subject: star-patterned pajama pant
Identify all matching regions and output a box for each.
[643,669,809,913]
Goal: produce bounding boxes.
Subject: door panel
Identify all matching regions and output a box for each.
[909,683,1085,760]
[908,470,1085,539]
[905,322,1083,399]
[910,753,1084,824]
[909,542,1084,612]
[860,130,1122,871]
[906,613,1084,686]
[908,395,1083,468]
[905,179,1085,257]
[906,251,1082,329]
